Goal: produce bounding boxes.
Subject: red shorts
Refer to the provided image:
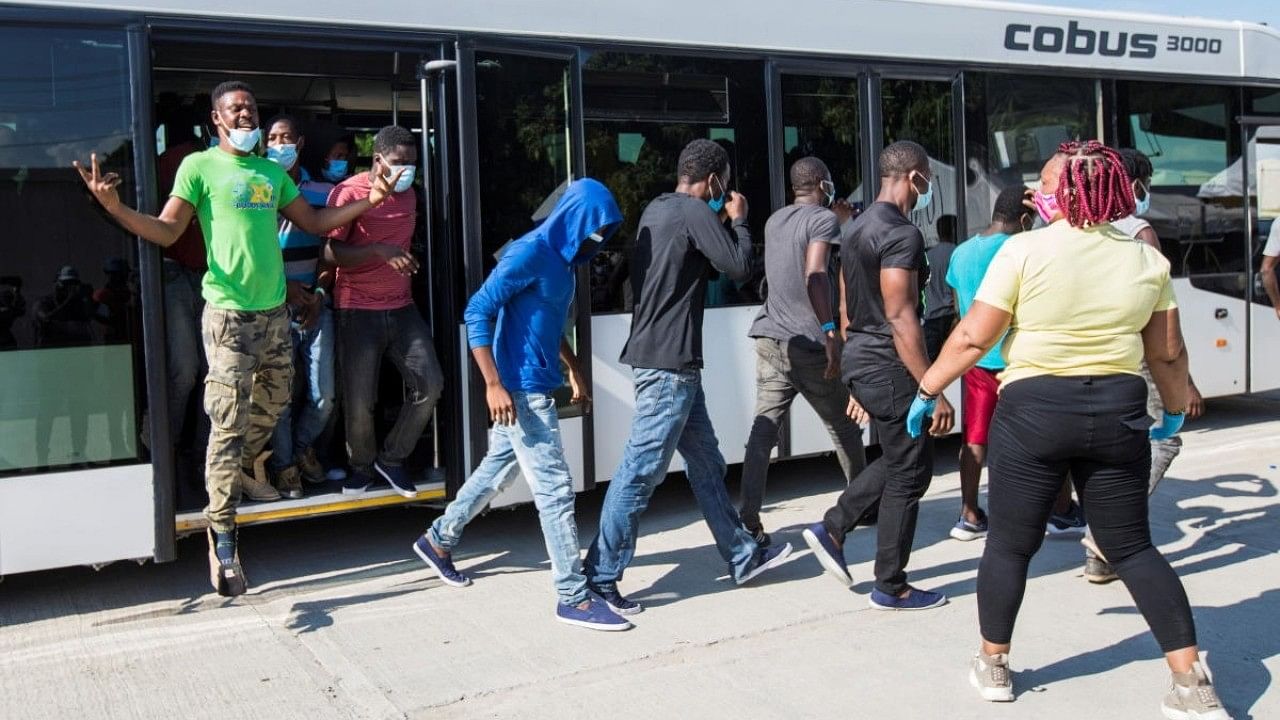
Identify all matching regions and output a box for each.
[961,367,1001,446]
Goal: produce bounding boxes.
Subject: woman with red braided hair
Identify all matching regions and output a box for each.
[907,141,1230,719]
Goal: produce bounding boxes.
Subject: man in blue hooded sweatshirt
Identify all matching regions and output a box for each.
[411,178,631,632]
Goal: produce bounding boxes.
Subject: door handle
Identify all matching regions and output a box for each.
[1215,308,1229,319]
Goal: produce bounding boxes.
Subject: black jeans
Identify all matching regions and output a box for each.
[922,314,955,363]
[978,374,1197,652]
[337,306,444,474]
[739,338,866,530]
[823,364,933,595]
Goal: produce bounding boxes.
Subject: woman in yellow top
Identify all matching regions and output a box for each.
[910,141,1228,719]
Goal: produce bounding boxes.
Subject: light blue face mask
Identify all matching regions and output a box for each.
[386,164,416,193]
[266,143,298,171]
[911,171,933,212]
[1134,182,1151,215]
[323,159,349,183]
[707,174,727,213]
[224,127,261,153]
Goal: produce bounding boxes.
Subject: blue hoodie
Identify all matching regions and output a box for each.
[464,179,622,393]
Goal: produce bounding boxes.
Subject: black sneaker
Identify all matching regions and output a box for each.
[1047,501,1086,536]
[589,584,644,615]
[343,469,373,496]
[207,528,247,597]
[375,460,418,498]
[1083,554,1118,584]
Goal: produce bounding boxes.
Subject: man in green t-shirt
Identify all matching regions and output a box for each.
[76,81,400,597]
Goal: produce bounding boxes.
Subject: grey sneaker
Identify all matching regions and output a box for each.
[1162,662,1231,720]
[1083,553,1119,584]
[969,651,1014,702]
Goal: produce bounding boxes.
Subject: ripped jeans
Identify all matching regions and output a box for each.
[337,306,444,474]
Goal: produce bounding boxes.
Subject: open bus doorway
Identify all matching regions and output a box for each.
[147,34,463,533]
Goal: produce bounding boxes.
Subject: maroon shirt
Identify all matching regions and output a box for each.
[157,141,207,271]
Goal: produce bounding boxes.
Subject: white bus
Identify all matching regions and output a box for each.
[0,0,1277,577]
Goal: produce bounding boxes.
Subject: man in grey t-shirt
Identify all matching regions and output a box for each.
[739,157,867,543]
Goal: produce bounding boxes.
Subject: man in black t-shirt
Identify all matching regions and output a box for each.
[583,140,793,615]
[739,157,866,544]
[801,140,955,611]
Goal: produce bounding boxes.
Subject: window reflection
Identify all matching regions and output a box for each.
[1117,82,1243,290]
[0,28,142,473]
[962,73,1097,238]
[881,79,955,246]
[583,52,769,313]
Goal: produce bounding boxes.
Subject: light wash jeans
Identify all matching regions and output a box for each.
[584,368,759,591]
[270,304,337,470]
[429,391,587,606]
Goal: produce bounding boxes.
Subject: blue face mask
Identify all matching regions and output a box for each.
[266,143,298,171]
[323,159,349,183]
[707,174,727,213]
[385,164,416,193]
[1134,182,1151,215]
[911,171,933,212]
[224,127,261,153]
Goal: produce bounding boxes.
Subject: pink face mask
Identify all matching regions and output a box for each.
[1032,190,1060,224]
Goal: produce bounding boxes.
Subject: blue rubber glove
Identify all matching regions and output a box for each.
[1150,410,1185,440]
[906,395,936,439]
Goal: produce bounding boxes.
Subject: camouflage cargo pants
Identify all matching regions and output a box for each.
[202,304,293,532]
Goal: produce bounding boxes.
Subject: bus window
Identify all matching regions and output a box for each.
[962,72,1098,238]
[1117,81,1243,291]
[0,27,144,474]
[582,52,769,313]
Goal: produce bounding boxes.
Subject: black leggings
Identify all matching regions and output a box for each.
[977,374,1197,653]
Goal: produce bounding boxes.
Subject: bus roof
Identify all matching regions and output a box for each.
[15,0,1280,81]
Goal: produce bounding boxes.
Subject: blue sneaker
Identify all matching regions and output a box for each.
[589,585,644,615]
[413,533,472,587]
[801,522,852,587]
[342,469,373,496]
[868,586,948,611]
[736,541,793,586]
[555,598,632,631]
[950,509,989,542]
[375,460,418,498]
[1047,501,1086,537]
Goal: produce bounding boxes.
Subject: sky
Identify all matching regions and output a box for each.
[1015,0,1275,27]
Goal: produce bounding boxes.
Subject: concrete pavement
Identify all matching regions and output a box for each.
[1,395,1277,719]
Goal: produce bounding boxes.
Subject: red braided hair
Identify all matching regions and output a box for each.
[1053,140,1136,228]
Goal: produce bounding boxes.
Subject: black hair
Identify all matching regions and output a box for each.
[372,125,416,156]
[1118,147,1154,183]
[992,185,1031,224]
[677,139,730,182]
[210,81,255,109]
[265,114,303,138]
[936,214,958,243]
[789,156,830,191]
[878,140,929,178]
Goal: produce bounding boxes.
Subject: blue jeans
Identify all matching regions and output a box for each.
[270,304,336,469]
[162,260,206,444]
[584,368,758,590]
[429,391,587,606]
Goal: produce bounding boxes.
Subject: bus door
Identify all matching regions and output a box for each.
[149,31,461,535]
[875,70,966,416]
[766,61,872,457]
[456,42,592,508]
[1245,118,1280,391]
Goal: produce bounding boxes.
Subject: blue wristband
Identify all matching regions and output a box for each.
[821,321,837,333]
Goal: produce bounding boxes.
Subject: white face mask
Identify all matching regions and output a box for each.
[224,127,261,153]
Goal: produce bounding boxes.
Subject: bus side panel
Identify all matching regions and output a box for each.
[591,305,762,485]
[1173,278,1246,397]
[0,465,153,575]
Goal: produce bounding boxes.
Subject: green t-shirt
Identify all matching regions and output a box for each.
[171,148,300,311]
